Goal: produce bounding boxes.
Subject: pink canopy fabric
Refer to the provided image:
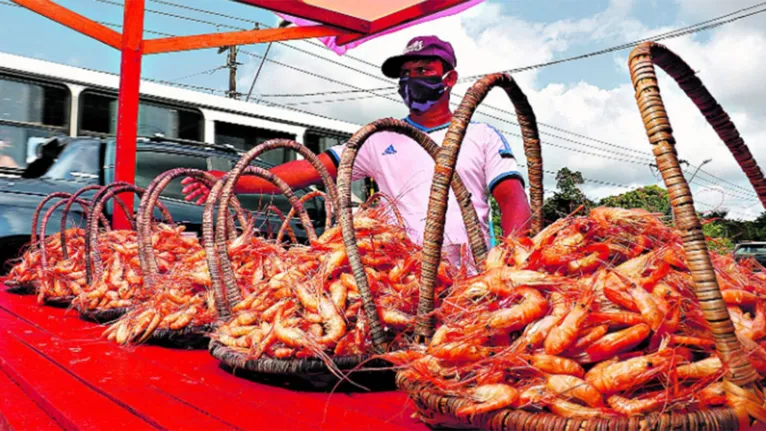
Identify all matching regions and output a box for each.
[276,0,484,55]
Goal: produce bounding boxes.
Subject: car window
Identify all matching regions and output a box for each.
[208,155,299,217]
[44,142,100,180]
[136,151,206,200]
[735,245,766,254]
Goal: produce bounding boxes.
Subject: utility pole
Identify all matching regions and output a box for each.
[218,45,241,99]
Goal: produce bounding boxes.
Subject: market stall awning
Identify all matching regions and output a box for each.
[237,0,484,52]
[10,0,483,228]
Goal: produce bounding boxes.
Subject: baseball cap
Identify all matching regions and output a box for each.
[381,36,457,78]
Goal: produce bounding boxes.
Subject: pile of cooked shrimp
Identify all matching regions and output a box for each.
[213,204,456,361]
[389,207,766,420]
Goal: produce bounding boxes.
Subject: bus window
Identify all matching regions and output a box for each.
[79,91,203,141]
[304,130,368,202]
[0,76,69,169]
[214,121,295,166]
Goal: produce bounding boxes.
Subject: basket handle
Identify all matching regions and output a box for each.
[39,196,93,273]
[214,165,315,319]
[59,185,111,259]
[634,42,766,209]
[277,190,332,244]
[32,191,114,246]
[136,168,248,288]
[211,140,334,319]
[416,73,543,340]
[336,118,488,353]
[629,42,762,400]
[87,184,173,283]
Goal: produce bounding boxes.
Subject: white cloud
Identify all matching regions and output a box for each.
[240,0,766,220]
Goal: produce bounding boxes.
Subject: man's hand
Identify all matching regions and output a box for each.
[181,177,212,205]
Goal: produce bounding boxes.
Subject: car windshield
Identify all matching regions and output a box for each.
[44,141,100,180]
[735,245,766,254]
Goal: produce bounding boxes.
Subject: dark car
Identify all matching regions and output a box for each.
[733,242,766,267]
[0,135,325,274]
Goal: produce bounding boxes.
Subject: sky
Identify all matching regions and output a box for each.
[1,0,765,220]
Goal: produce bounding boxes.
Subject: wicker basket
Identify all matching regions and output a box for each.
[335,118,495,352]
[206,140,391,390]
[77,183,172,323]
[36,193,101,307]
[132,168,233,348]
[396,49,766,429]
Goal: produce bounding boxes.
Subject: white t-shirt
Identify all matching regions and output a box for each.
[327,117,525,264]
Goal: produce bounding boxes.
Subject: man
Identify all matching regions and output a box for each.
[182,36,531,264]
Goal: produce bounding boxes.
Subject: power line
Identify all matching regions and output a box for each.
[262,0,766,100]
[94,0,386,81]
[89,0,766,197]
[7,0,761,204]
[152,0,381,69]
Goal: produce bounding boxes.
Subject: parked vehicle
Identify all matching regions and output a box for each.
[0,135,325,274]
[733,241,766,267]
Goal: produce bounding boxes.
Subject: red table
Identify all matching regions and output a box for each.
[0,280,426,431]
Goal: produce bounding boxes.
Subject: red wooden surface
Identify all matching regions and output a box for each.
[0,281,424,431]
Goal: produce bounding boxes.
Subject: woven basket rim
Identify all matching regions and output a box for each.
[78,306,131,323]
[396,372,742,429]
[209,339,392,374]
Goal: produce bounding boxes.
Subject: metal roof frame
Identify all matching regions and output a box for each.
[11,0,474,228]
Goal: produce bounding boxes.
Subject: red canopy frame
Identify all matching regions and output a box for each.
[12,0,473,228]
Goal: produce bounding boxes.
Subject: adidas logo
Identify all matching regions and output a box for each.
[382,145,397,156]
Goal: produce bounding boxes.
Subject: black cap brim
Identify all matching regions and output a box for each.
[381,54,411,79]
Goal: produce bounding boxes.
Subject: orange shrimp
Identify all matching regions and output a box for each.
[527,354,584,378]
[510,292,569,352]
[668,334,715,349]
[721,289,760,306]
[486,287,548,331]
[676,356,722,380]
[428,325,490,362]
[576,323,651,364]
[545,374,603,408]
[549,399,611,419]
[627,283,666,331]
[607,391,668,416]
[569,324,609,352]
[456,384,519,416]
[585,348,675,395]
[697,382,726,408]
[567,243,610,274]
[588,311,645,326]
[544,285,593,355]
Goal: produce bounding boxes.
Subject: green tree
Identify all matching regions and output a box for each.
[542,167,594,222]
[598,185,671,216]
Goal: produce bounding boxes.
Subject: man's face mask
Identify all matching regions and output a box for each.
[398,73,451,113]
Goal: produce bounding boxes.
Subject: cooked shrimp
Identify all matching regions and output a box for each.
[576,323,651,363]
[586,349,675,395]
[676,356,722,380]
[549,399,610,419]
[456,384,519,416]
[527,354,584,378]
[607,391,667,416]
[545,374,603,407]
[486,288,548,331]
[544,285,593,355]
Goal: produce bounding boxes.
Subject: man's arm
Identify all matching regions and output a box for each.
[182,153,338,204]
[492,178,531,237]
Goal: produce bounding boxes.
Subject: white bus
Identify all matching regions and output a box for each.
[0,51,368,199]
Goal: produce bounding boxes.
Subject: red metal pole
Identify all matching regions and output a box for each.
[113,0,144,229]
